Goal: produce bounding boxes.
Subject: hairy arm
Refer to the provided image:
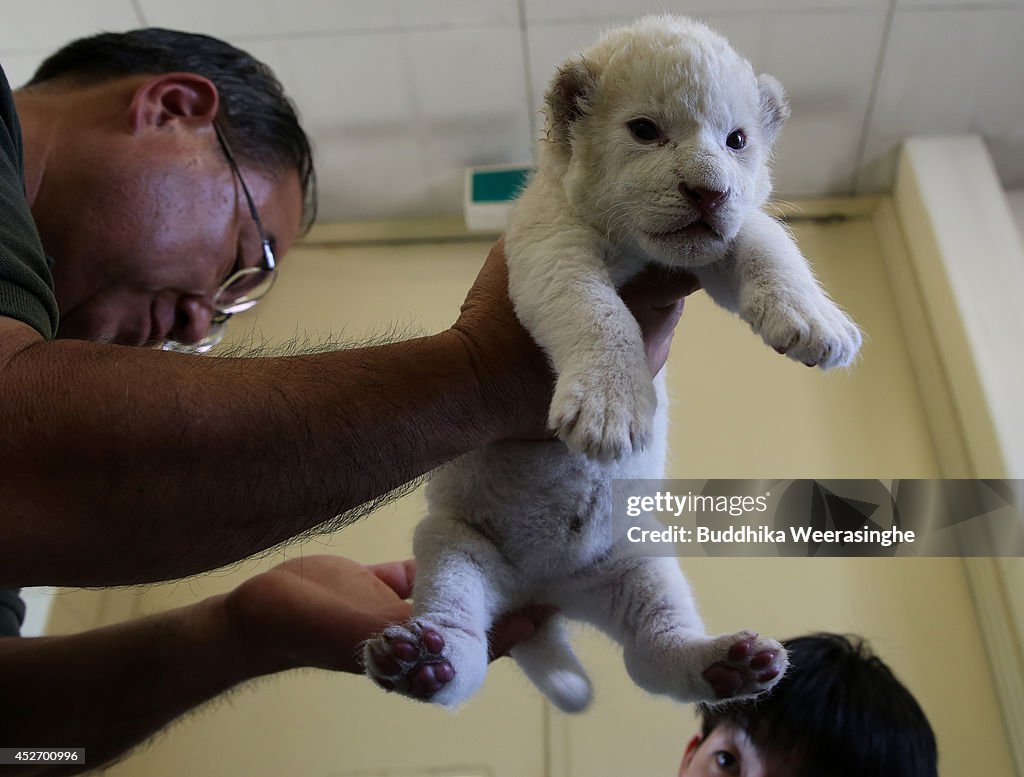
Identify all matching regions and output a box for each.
[0,334,534,587]
[0,555,546,776]
[0,242,695,587]
[0,240,548,586]
[0,598,251,775]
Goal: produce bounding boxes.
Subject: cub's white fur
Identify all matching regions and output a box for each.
[365,16,861,712]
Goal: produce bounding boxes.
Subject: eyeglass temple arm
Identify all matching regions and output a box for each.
[212,122,271,247]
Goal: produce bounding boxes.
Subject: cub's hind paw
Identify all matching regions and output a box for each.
[701,632,788,701]
[365,621,455,700]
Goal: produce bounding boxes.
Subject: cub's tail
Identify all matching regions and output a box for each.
[510,615,592,713]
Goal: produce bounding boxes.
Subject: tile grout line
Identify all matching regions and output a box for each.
[850,0,898,195]
[131,0,149,26]
[518,0,539,153]
[396,28,431,204]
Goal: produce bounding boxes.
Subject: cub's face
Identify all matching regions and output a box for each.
[545,17,789,266]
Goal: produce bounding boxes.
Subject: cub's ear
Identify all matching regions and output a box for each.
[757,74,790,146]
[544,57,599,147]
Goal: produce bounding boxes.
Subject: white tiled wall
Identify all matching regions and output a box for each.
[522,0,890,22]
[1,0,1022,220]
[0,0,139,52]
[243,27,532,220]
[857,6,1024,192]
[138,0,521,36]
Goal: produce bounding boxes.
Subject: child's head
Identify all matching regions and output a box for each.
[679,633,937,777]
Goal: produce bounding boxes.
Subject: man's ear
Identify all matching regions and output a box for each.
[544,57,598,147]
[127,72,220,133]
[679,734,702,776]
[757,73,789,146]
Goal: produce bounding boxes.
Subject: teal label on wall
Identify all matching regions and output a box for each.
[471,168,532,203]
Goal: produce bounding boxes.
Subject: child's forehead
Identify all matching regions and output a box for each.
[695,722,786,777]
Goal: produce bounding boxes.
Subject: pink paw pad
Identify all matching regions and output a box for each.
[366,625,456,700]
[702,634,788,700]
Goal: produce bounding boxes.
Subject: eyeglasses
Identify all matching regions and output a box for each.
[161,122,277,354]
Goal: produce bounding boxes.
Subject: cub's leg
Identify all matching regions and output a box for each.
[506,220,655,462]
[562,553,787,703]
[364,515,516,707]
[510,614,593,713]
[696,210,862,369]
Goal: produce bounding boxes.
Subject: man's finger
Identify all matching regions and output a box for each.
[368,559,417,599]
[487,605,559,661]
[651,271,702,308]
[621,266,702,311]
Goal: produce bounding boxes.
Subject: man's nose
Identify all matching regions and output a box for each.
[170,296,216,345]
[680,184,729,214]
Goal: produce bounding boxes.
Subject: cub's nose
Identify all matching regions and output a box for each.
[680,185,729,214]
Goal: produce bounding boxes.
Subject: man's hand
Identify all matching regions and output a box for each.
[0,554,549,776]
[451,239,700,440]
[221,555,549,675]
[450,239,554,440]
[619,263,701,376]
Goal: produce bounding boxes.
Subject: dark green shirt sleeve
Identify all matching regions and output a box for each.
[0,588,25,636]
[1,65,48,636]
[0,63,58,339]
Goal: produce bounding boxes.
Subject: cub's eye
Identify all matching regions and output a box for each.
[627,118,663,144]
[726,129,747,150]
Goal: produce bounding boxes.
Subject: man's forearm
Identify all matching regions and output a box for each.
[0,324,523,586]
[0,598,257,776]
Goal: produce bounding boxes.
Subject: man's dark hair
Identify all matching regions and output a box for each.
[700,633,938,777]
[27,28,317,231]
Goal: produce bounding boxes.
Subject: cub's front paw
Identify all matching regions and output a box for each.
[549,367,656,461]
[743,289,862,369]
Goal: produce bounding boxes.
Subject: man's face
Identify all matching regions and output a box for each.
[37,112,304,347]
[679,726,781,777]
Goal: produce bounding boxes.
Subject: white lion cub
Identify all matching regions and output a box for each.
[365,15,861,712]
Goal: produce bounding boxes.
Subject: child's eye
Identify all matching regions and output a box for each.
[713,750,739,773]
